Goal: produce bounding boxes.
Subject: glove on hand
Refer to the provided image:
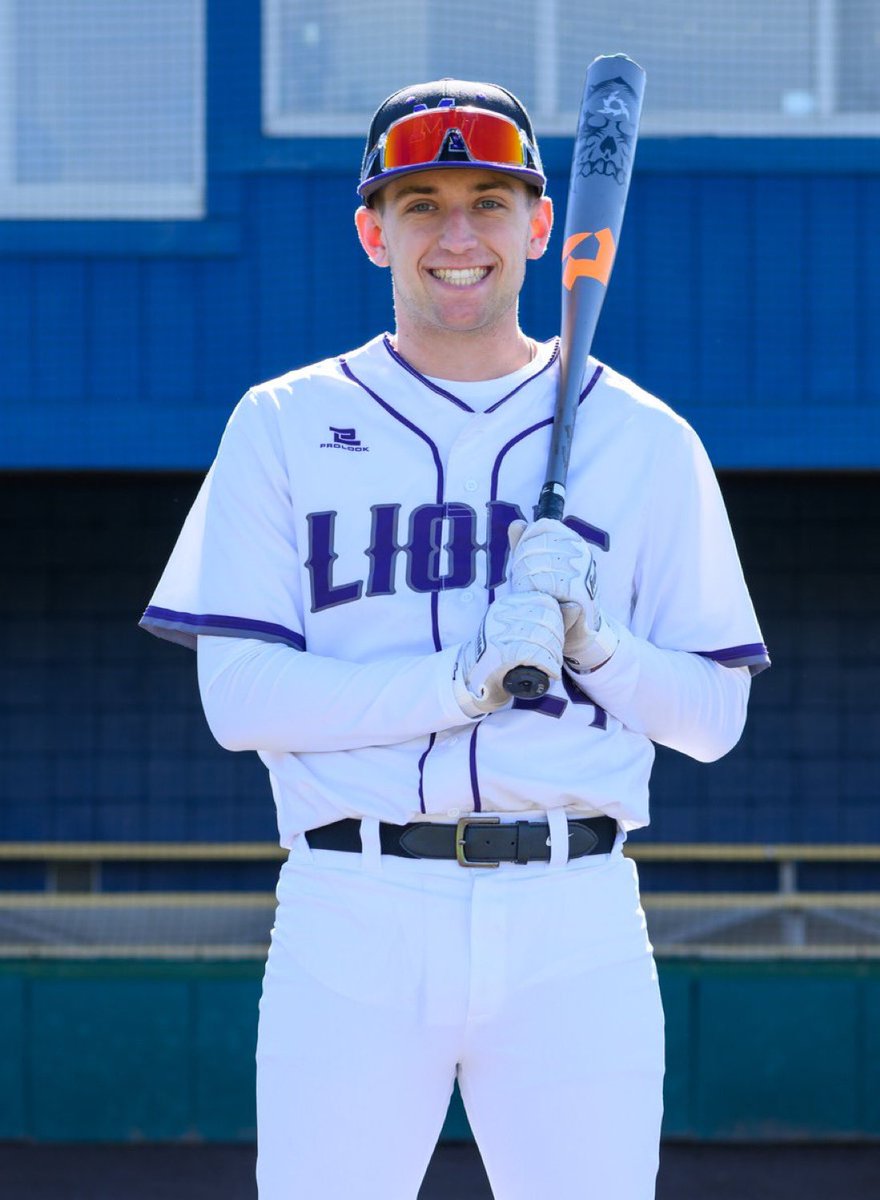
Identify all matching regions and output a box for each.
[508,518,619,673]
[453,591,565,715]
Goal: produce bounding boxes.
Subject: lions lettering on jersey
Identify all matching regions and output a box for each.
[305,502,609,612]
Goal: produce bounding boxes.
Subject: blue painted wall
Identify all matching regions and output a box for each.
[0,1,878,470]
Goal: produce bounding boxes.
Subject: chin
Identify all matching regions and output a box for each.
[434,299,497,327]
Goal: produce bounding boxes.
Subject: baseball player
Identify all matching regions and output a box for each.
[141,79,769,1199]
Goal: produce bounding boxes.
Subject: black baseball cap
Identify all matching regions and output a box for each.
[358,78,546,203]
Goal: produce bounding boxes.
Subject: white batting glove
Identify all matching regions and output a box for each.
[508,518,619,673]
[453,592,565,716]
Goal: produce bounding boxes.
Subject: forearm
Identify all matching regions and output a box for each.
[571,622,750,762]
[197,635,473,753]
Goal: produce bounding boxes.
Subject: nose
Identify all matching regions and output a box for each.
[437,207,479,253]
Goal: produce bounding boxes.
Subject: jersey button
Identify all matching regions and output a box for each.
[460,591,475,604]
[463,479,479,492]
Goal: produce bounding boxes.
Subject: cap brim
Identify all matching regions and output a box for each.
[358,161,547,202]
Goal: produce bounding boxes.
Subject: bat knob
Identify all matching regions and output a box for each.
[502,666,550,699]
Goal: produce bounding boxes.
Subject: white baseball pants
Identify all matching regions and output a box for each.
[256,817,664,1199]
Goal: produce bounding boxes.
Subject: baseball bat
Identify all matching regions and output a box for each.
[503,53,646,699]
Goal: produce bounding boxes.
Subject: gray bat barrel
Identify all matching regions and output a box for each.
[503,54,646,700]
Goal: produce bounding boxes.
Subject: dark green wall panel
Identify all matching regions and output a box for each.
[694,972,861,1138]
[440,1083,472,1141]
[29,977,192,1140]
[4,959,880,1142]
[0,977,25,1137]
[193,978,262,1140]
[657,965,696,1138]
[863,980,880,1135]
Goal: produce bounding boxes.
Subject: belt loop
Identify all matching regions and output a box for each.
[546,808,570,868]
[358,817,383,874]
[289,831,313,863]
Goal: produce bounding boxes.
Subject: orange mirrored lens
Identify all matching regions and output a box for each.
[382,109,525,170]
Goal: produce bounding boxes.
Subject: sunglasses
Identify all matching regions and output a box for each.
[364,106,540,179]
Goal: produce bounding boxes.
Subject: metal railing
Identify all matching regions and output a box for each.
[1,841,878,958]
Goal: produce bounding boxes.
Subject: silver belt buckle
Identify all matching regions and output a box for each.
[455,816,501,868]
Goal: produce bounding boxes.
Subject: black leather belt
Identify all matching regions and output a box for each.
[305,815,617,868]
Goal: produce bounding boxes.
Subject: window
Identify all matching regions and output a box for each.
[0,0,205,219]
[263,0,880,136]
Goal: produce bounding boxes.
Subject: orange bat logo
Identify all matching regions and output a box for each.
[562,228,616,289]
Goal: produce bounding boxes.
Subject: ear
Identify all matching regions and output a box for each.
[355,205,390,267]
[526,196,554,260]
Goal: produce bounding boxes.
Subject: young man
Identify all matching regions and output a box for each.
[142,79,769,1199]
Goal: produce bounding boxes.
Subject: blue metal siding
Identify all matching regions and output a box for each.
[2,166,877,469]
[753,178,806,407]
[90,262,142,404]
[0,0,876,469]
[807,178,859,409]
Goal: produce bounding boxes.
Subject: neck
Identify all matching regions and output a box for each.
[391,326,536,382]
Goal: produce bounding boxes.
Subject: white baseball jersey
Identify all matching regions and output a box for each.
[141,334,768,839]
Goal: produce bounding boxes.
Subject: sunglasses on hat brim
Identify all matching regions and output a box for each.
[361,107,542,189]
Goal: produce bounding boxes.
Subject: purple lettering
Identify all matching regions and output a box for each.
[303,503,611,613]
[564,515,611,553]
[305,511,364,613]
[485,500,525,589]
[562,671,608,727]
[366,503,403,596]
[407,503,477,593]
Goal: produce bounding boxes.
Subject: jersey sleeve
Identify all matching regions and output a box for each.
[632,418,770,675]
[140,389,305,652]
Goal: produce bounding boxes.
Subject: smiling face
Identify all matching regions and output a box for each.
[355,168,553,378]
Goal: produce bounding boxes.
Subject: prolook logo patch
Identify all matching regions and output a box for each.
[320,427,370,451]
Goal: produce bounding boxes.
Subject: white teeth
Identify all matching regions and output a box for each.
[430,267,489,286]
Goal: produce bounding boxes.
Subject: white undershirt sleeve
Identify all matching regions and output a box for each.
[568,621,751,763]
[196,635,477,754]
[199,617,748,764]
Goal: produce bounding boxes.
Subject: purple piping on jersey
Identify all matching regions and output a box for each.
[485,340,560,413]
[699,643,771,676]
[486,364,603,603]
[141,606,306,651]
[417,732,437,814]
[382,334,560,414]
[382,336,473,412]
[340,355,444,653]
[430,592,441,650]
[340,356,444,504]
[512,694,567,718]
[468,724,482,812]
